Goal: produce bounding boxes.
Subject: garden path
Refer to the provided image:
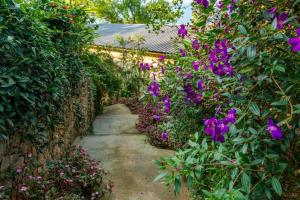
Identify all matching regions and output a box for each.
[75,104,188,200]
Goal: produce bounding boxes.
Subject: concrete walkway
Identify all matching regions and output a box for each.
[75,104,188,200]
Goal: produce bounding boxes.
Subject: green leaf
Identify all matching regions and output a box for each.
[174,175,182,193]
[271,177,282,196]
[241,172,251,193]
[249,102,260,116]
[271,18,278,30]
[271,99,288,106]
[186,175,193,188]
[248,127,257,134]
[153,172,168,182]
[238,25,247,34]
[194,132,199,142]
[247,45,256,59]
[274,65,285,72]
[235,191,248,200]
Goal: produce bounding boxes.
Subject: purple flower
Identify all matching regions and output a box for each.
[162,96,171,113]
[204,118,227,143]
[140,63,151,71]
[288,28,300,52]
[229,0,236,14]
[175,66,183,73]
[178,24,187,38]
[224,108,236,124]
[218,0,223,9]
[153,115,160,121]
[161,66,165,74]
[194,93,202,105]
[161,131,168,141]
[195,0,209,8]
[266,119,283,140]
[147,81,160,97]
[159,55,166,62]
[192,39,200,50]
[276,12,288,30]
[193,61,200,71]
[183,72,192,79]
[152,72,156,80]
[146,63,151,70]
[180,48,186,57]
[267,7,277,14]
[197,79,203,91]
[209,39,233,76]
[184,84,201,104]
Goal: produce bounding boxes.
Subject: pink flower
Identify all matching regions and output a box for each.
[16,168,22,173]
[20,186,28,192]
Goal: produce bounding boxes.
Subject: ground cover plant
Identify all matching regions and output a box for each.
[0,145,110,199]
[140,0,300,199]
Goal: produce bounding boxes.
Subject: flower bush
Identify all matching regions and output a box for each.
[0,145,111,199]
[142,0,300,199]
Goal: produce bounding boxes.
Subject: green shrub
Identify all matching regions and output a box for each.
[0,145,109,199]
[0,0,94,146]
[143,0,300,199]
[81,51,122,114]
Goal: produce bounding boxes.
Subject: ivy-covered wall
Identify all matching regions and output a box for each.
[0,75,94,172]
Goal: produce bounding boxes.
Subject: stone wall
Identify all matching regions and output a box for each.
[0,75,94,172]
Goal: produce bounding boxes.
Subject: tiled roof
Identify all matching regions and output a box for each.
[94,24,178,54]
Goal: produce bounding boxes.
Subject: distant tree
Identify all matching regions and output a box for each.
[94,0,183,26]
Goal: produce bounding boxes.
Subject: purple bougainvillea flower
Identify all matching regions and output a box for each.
[147,81,160,97]
[192,39,200,50]
[266,119,283,140]
[195,0,209,8]
[159,55,166,62]
[197,79,203,91]
[193,61,200,71]
[178,24,188,38]
[180,48,186,57]
[153,115,160,121]
[161,131,169,141]
[267,7,277,14]
[276,12,288,30]
[288,28,300,52]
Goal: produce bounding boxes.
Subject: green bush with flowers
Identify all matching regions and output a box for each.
[0,145,111,199]
[140,0,300,199]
